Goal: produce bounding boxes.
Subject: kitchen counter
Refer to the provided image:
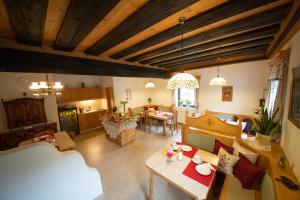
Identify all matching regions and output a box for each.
[78,109,107,115]
[78,109,107,133]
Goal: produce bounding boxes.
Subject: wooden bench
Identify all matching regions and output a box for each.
[182,114,300,200]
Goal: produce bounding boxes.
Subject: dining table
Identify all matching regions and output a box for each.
[141,111,173,136]
[145,142,219,200]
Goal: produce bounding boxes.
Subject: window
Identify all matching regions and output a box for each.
[175,88,196,108]
[267,80,279,112]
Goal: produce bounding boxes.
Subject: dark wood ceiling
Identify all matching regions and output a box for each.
[0,0,299,77]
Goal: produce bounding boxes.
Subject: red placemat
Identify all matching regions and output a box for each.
[183,161,216,187]
[176,142,198,158]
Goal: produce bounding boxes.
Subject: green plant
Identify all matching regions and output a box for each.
[120,100,128,112]
[253,107,281,136]
[147,97,152,105]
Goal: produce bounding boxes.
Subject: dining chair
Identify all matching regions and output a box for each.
[143,111,152,132]
[166,110,178,135]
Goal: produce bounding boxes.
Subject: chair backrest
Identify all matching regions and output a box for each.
[260,174,276,200]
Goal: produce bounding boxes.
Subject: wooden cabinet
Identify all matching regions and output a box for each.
[59,87,104,103]
[0,122,57,150]
[78,110,107,132]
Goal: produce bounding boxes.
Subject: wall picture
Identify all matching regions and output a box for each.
[222,86,233,102]
[289,67,300,129]
[125,89,132,100]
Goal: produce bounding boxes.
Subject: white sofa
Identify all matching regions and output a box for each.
[0,142,102,200]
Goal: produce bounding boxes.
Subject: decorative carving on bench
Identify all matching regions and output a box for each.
[2,98,47,129]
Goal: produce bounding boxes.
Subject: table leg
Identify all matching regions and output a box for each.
[148,172,155,200]
[163,120,166,136]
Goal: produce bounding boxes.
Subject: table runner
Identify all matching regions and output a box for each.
[183,161,216,187]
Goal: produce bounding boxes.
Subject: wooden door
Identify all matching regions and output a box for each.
[106,87,114,113]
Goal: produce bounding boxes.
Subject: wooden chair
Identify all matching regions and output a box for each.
[143,111,152,132]
[166,110,178,135]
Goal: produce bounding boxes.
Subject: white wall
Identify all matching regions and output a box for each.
[0,73,59,130]
[53,74,101,88]
[187,60,269,115]
[112,77,172,111]
[281,29,300,181]
[0,73,110,131]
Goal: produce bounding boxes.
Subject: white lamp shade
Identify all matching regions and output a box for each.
[209,76,227,86]
[167,73,199,89]
[39,82,48,89]
[54,82,63,89]
[145,82,155,88]
[29,82,40,90]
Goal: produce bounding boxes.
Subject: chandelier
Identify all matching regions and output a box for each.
[166,17,199,90]
[209,65,227,86]
[29,74,63,97]
[145,80,155,88]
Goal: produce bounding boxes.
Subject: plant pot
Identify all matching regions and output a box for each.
[256,133,272,145]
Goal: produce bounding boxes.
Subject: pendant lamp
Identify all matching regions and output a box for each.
[145,80,155,88]
[209,63,227,86]
[167,17,199,89]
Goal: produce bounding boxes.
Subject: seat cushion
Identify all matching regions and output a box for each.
[186,133,215,152]
[261,174,276,200]
[233,153,265,188]
[218,148,240,175]
[225,176,255,200]
[232,140,258,164]
[213,140,234,155]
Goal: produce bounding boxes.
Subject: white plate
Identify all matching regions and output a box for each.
[192,157,202,164]
[195,164,211,176]
[182,145,192,152]
[172,144,181,151]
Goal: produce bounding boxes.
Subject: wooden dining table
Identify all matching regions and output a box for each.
[141,111,173,136]
[145,143,219,200]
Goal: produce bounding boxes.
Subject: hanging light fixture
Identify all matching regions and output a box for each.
[209,61,227,86]
[167,17,199,89]
[145,79,155,88]
[29,74,63,97]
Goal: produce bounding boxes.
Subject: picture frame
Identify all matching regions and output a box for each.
[125,89,132,100]
[222,86,233,102]
[288,67,300,129]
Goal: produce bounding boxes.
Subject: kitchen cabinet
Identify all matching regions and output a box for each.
[59,87,104,103]
[78,110,107,132]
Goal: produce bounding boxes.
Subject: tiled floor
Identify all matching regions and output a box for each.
[74,126,197,200]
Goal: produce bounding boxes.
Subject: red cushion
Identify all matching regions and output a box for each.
[213,140,234,155]
[233,153,265,188]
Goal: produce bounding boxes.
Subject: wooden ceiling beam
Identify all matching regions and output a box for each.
[4,0,48,46]
[110,0,279,59]
[171,53,267,72]
[53,0,120,51]
[156,38,272,67]
[0,47,170,78]
[161,45,268,69]
[85,0,197,55]
[267,0,300,57]
[125,5,289,62]
[137,25,279,64]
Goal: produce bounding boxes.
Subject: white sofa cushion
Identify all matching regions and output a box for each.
[233,140,258,164]
[0,142,102,200]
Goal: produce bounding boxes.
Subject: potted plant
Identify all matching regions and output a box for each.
[147,97,152,105]
[120,100,128,112]
[253,107,281,145]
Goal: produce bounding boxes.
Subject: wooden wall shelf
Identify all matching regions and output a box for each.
[58,87,104,103]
